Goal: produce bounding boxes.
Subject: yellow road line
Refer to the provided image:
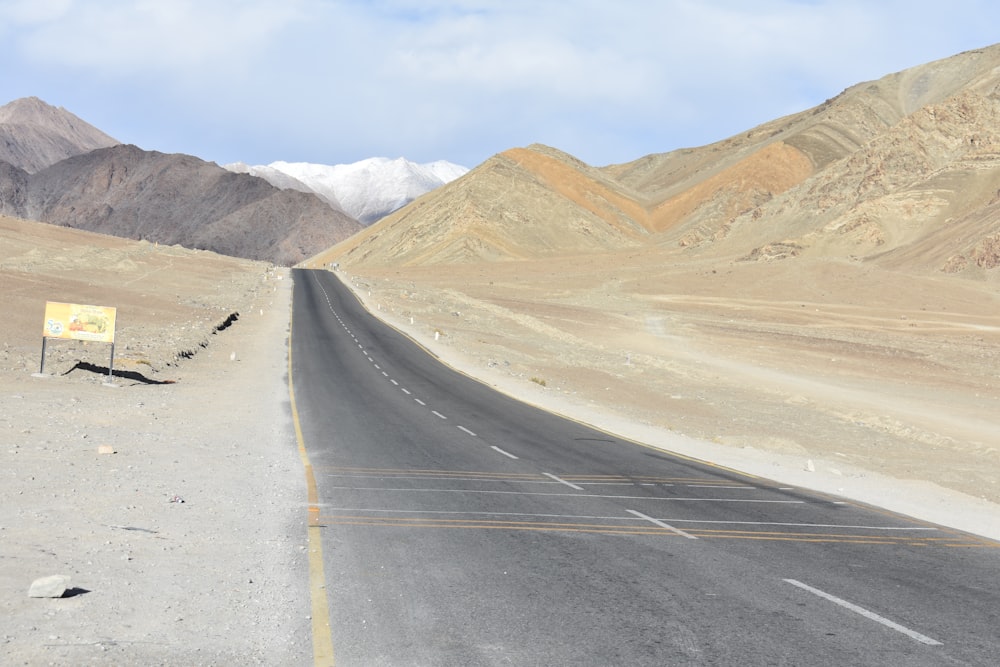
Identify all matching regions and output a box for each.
[318,466,546,480]
[317,466,759,487]
[316,514,994,547]
[288,307,335,667]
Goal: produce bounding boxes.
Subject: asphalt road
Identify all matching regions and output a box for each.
[290,268,1000,666]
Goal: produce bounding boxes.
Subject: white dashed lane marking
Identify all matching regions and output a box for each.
[784,579,942,646]
[316,276,531,469]
[543,473,584,491]
[491,446,519,460]
[626,509,698,540]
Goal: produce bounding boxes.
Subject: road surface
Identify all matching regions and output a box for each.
[289,268,1000,666]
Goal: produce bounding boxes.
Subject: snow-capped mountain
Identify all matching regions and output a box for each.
[224,157,468,225]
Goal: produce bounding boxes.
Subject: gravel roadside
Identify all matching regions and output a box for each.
[0,269,312,665]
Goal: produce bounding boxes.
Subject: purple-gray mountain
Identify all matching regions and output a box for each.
[0,96,118,173]
[0,97,362,265]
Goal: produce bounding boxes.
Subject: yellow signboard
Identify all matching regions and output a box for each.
[43,301,117,344]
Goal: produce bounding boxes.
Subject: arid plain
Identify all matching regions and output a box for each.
[309,44,1000,537]
[326,251,1000,539]
[5,42,1000,663]
[1,216,311,663]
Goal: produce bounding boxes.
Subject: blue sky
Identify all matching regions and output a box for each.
[1,0,998,169]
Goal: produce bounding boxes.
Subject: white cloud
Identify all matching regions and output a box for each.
[383,4,653,102]
[0,0,73,23]
[2,0,999,166]
[4,0,306,77]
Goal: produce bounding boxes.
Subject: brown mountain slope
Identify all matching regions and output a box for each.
[606,44,1000,201]
[321,145,648,267]
[316,42,1000,276]
[718,75,1000,273]
[605,44,1000,262]
[0,97,119,173]
[2,144,363,266]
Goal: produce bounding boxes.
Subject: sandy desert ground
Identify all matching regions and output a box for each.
[2,214,999,663]
[331,250,1000,542]
[1,217,310,664]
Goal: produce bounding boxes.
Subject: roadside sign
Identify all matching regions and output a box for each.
[43,301,117,343]
[38,301,118,382]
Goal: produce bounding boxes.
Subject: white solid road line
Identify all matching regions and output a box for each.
[543,473,584,491]
[626,509,698,540]
[783,579,942,646]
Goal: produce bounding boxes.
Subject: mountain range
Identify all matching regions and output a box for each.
[0,97,464,265]
[224,158,468,225]
[0,143,364,265]
[315,43,1000,277]
[5,42,1000,277]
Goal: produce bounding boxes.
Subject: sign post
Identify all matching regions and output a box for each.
[39,301,118,383]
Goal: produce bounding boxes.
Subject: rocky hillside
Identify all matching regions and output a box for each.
[0,144,363,266]
[324,145,649,265]
[0,97,119,173]
[315,43,1000,279]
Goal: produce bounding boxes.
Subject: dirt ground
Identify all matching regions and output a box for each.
[3,214,999,663]
[334,249,1000,542]
[1,217,310,664]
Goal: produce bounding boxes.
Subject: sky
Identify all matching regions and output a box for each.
[1,1,998,169]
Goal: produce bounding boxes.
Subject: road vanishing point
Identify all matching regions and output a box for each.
[289,268,1000,666]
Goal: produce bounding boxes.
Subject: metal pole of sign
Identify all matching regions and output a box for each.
[108,343,116,382]
[39,337,48,375]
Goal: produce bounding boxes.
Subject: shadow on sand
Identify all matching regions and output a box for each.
[63,361,176,385]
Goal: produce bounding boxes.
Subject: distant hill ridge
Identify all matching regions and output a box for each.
[0,96,469,264]
[224,157,469,225]
[0,142,363,266]
[0,98,365,265]
[0,97,119,173]
[314,43,1000,278]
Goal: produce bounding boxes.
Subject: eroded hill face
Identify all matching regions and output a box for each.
[313,43,1000,280]
[323,147,649,266]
